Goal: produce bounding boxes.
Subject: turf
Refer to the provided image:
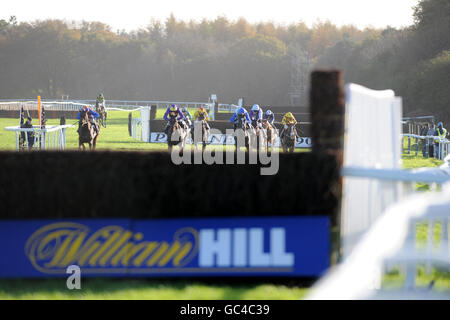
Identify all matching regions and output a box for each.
[0,279,309,300]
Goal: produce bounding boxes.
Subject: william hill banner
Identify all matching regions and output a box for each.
[0,217,329,278]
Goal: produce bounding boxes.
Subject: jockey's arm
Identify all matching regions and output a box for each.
[177,109,185,120]
[230,113,237,123]
[163,108,171,121]
[245,112,251,123]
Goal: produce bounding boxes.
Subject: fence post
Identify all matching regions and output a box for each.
[415,137,418,156]
[408,136,411,154]
[310,70,345,265]
[150,105,157,120]
[128,113,132,137]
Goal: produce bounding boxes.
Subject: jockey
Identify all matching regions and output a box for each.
[96,93,105,105]
[76,105,100,134]
[280,112,297,139]
[249,104,263,129]
[230,107,251,130]
[163,104,186,134]
[263,109,275,125]
[181,106,193,129]
[193,107,211,132]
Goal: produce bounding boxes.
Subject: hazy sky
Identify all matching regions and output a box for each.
[2,0,418,31]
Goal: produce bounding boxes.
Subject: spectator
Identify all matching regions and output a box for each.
[21,116,35,149]
[426,124,436,158]
[420,124,429,157]
[435,122,448,159]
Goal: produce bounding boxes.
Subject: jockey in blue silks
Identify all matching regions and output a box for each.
[163,104,186,134]
[76,105,100,134]
[76,105,100,120]
[249,104,263,129]
[230,107,251,130]
[263,109,275,125]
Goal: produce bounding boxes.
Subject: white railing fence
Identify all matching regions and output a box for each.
[0,100,93,112]
[4,125,74,151]
[403,133,450,160]
[0,98,244,121]
[307,83,450,300]
[307,177,450,299]
[129,107,151,142]
[341,83,404,258]
[131,118,142,141]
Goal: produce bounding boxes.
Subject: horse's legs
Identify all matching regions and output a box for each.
[93,135,98,150]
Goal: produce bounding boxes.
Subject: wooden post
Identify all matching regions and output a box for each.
[309,70,345,264]
[128,112,132,137]
[150,105,157,120]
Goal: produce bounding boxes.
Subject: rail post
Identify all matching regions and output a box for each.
[310,70,345,265]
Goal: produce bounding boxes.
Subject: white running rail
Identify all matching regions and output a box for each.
[4,124,74,150]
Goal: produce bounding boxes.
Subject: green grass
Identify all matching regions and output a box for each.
[0,114,447,299]
[0,279,308,300]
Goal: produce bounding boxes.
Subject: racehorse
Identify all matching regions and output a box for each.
[193,120,209,152]
[95,102,107,128]
[234,113,251,152]
[281,123,297,153]
[261,119,277,153]
[250,119,263,151]
[78,109,99,150]
[167,112,187,153]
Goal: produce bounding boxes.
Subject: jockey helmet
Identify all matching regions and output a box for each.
[170,104,178,112]
[252,104,260,111]
[438,122,443,128]
[237,107,246,114]
[266,109,273,115]
[181,106,188,112]
[199,107,205,112]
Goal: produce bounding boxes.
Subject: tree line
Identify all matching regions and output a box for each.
[0,0,448,121]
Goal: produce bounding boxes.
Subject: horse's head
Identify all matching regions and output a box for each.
[79,109,89,125]
[169,111,178,120]
[261,119,270,130]
[237,114,247,129]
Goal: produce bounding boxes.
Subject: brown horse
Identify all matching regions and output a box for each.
[167,112,187,153]
[250,119,263,151]
[234,114,251,152]
[78,109,99,150]
[281,123,297,153]
[193,120,209,152]
[95,102,107,128]
[261,119,277,153]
